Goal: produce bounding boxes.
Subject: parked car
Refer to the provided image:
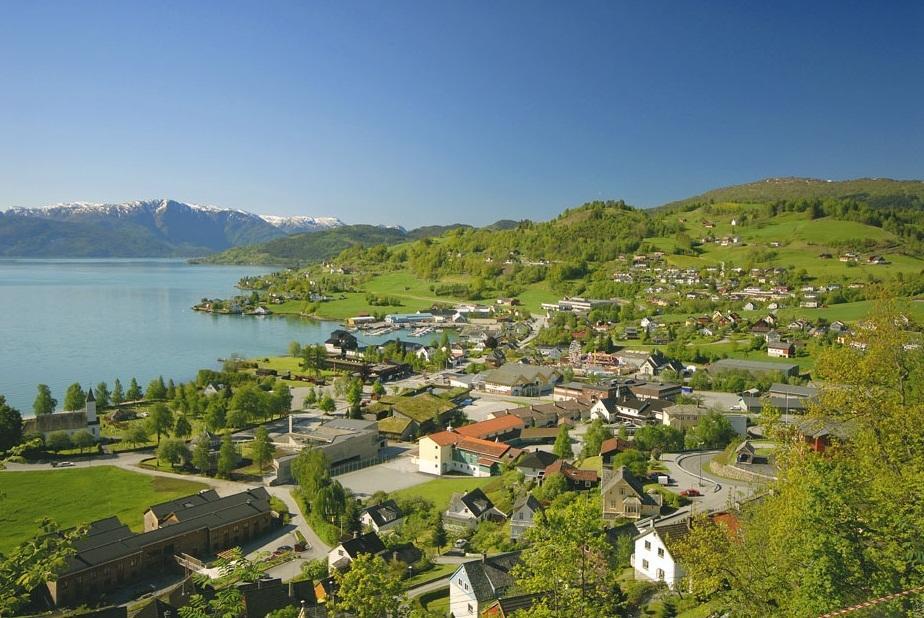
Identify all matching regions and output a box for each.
[273,545,294,556]
[657,475,671,486]
[453,538,468,549]
[680,488,702,497]
[55,461,76,468]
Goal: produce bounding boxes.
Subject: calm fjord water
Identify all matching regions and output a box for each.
[0,259,366,412]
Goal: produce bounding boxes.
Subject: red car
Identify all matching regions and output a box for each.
[680,488,702,497]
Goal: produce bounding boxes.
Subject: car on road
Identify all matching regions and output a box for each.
[453,538,468,549]
[54,461,76,467]
[680,488,702,497]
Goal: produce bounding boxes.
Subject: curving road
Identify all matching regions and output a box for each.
[659,451,758,514]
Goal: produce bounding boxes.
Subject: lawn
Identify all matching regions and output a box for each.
[403,562,457,589]
[0,466,207,553]
[391,476,495,511]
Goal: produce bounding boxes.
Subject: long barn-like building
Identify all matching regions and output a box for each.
[48,487,276,607]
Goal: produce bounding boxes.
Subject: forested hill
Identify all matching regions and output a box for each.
[192,223,471,265]
[659,177,924,212]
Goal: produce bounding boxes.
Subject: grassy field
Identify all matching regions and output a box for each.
[391,476,495,511]
[0,466,207,553]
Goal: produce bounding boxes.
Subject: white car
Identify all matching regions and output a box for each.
[55,461,76,467]
[453,538,468,549]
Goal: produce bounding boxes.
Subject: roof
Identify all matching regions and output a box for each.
[377,415,416,435]
[637,516,692,549]
[147,489,220,519]
[380,393,456,423]
[338,531,387,559]
[601,466,659,506]
[455,551,522,602]
[515,450,559,470]
[711,358,799,374]
[769,383,818,398]
[22,411,88,434]
[456,414,525,438]
[511,494,542,515]
[63,489,272,576]
[544,460,598,484]
[629,382,680,396]
[599,437,630,455]
[793,417,855,441]
[448,488,496,518]
[482,593,544,617]
[518,427,560,440]
[484,363,560,387]
[362,500,404,527]
[735,440,756,455]
[767,340,794,350]
[423,430,463,447]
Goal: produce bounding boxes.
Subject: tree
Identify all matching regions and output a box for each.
[288,340,302,357]
[229,383,266,427]
[675,302,924,615]
[611,449,648,477]
[158,438,191,469]
[33,385,56,416]
[216,433,239,478]
[123,424,149,448]
[72,430,96,453]
[536,472,568,502]
[0,518,86,617]
[205,397,228,432]
[346,378,364,417]
[173,414,193,439]
[192,432,212,474]
[0,395,24,453]
[553,424,573,459]
[145,376,167,400]
[166,379,177,400]
[126,377,143,401]
[685,411,736,450]
[46,431,72,453]
[301,344,327,376]
[635,424,685,453]
[270,384,293,419]
[291,448,330,499]
[582,419,611,458]
[432,517,447,554]
[319,394,336,413]
[94,382,111,409]
[147,402,174,444]
[111,378,124,405]
[62,383,86,411]
[372,379,386,399]
[330,553,405,618]
[304,387,317,406]
[513,495,627,617]
[251,426,275,473]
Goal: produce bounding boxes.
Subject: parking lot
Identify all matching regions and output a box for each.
[335,451,430,498]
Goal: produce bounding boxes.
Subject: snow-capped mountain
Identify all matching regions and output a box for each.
[260,214,344,233]
[0,199,343,257]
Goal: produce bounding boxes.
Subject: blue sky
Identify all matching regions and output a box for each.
[0,2,921,226]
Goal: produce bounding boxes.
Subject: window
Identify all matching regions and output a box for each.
[656,568,665,580]
[642,559,649,570]
[468,604,474,614]
[657,547,664,557]
[644,540,651,550]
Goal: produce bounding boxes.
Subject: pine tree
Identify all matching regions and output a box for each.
[553,424,574,459]
[217,434,239,479]
[94,382,111,409]
[111,378,124,405]
[126,377,143,401]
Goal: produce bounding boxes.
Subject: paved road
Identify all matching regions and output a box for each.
[659,451,757,514]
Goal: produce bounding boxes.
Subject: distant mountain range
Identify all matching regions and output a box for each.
[3,178,921,259]
[0,200,344,257]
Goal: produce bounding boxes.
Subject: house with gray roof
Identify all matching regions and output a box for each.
[510,494,542,541]
[483,363,562,397]
[360,499,405,534]
[449,551,522,617]
[601,466,662,520]
[445,488,505,528]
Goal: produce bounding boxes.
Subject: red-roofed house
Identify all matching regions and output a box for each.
[417,429,521,477]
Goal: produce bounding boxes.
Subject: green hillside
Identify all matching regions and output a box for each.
[659,177,924,211]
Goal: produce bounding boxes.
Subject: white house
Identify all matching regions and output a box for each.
[631,517,690,590]
[359,499,405,534]
[449,552,521,617]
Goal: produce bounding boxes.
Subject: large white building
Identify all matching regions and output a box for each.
[22,388,100,440]
[631,516,690,590]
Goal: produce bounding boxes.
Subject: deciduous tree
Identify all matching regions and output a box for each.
[216,433,239,478]
[145,376,167,400]
[251,426,275,473]
[147,402,174,444]
[330,553,405,618]
[192,432,212,474]
[0,395,24,453]
[33,385,56,416]
[553,424,573,459]
[62,383,86,411]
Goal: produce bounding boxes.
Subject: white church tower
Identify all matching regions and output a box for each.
[85,387,100,437]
